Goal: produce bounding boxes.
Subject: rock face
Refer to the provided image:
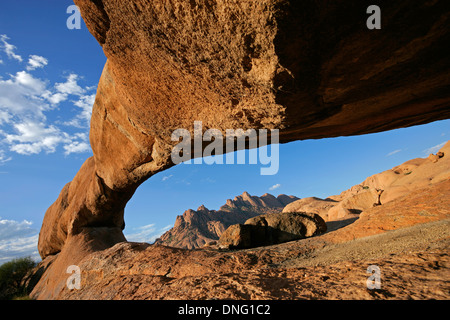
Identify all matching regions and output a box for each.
[283,197,338,219]
[283,141,450,221]
[223,192,298,210]
[157,141,450,250]
[30,145,450,299]
[246,212,327,237]
[31,179,450,300]
[328,141,450,220]
[218,212,327,249]
[34,0,450,299]
[155,192,299,249]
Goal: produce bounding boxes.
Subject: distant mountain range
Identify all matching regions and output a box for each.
[155,192,299,249]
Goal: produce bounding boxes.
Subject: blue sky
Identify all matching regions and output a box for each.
[0,1,448,263]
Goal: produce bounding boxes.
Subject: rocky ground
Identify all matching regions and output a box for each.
[33,179,448,300]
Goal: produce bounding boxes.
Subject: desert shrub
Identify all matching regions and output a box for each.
[0,257,36,300]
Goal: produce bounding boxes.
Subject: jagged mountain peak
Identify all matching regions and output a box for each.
[155,191,299,249]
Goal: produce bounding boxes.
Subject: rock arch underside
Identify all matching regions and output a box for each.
[32,0,450,299]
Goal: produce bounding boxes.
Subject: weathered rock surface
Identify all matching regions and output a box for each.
[332,141,450,219]
[31,179,450,300]
[218,212,327,249]
[285,141,450,221]
[225,192,298,209]
[155,192,299,249]
[39,0,450,259]
[282,197,338,220]
[34,0,450,299]
[159,141,450,250]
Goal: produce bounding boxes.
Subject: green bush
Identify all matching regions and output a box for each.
[0,257,36,300]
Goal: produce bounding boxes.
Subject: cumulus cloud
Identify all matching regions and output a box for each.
[423,142,446,155]
[0,71,49,119]
[5,121,68,155]
[0,34,23,62]
[0,111,10,125]
[14,70,47,92]
[55,73,85,96]
[64,93,95,128]
[269,183,281,191]
[0,218,35,241]
[44,92,67,105]
[125,224,172,243]
[0,35,96,159]
[64,140,90,155]
[0,217,40,263]
[26,55,48,71]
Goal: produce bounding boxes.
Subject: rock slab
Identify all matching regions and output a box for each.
[218,212,327,249]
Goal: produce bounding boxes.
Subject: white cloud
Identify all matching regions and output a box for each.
[0,111,11,125]
[0,36,96,160]
[55,74,85,96]
[74,94,95,121]
[424,142,446,155]
[64,93,95,128]
[0,34,23,62]
[26,55,48,71]
[0,149,11,164]
[4,121,90,156]
[386,149,402,157]
[64,140,90,155]
[54,74,96,129]
[269,183,281,191]
[162,174,173,181]
[0,217,40,263]
[0,218,35,241]
[0,71,50,118]
[6,121,58,144]
[15,71,47,93]
[5,121,68,155]
[14,71,47,93]
[43,91,68,105]
[125,224,172,243]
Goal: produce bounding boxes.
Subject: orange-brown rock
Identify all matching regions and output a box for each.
[34,0,450,299]
[31,179,450,300]
[155,192,299,249]
[282,197,338,220]
[292,141,450,221]
[218,212,327,249]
